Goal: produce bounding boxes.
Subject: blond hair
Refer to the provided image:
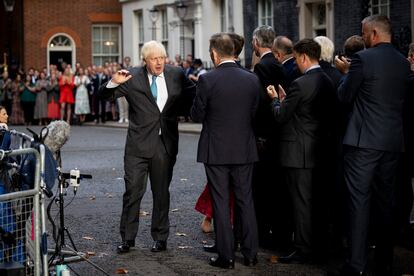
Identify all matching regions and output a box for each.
[141,41,167,61]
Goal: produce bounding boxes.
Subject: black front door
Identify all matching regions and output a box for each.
[50,51,72,72]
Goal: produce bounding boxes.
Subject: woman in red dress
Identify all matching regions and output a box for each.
[47,71,60,120]
[59,67,75,124]
[195,183,234,233]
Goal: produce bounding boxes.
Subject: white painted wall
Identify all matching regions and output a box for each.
[121,0,245,67]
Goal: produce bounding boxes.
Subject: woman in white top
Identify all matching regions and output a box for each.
[74,68,91,124]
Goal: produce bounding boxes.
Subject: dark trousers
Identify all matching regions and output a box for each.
[343,146,400,273]
[92,93,106,122]
[253,144,291,249]
[205,163,258,260]
[285,168,313,255]
[120,136,176,242]
[21,101,35,125]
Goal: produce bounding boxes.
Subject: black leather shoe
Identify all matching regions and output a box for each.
[203,244,217,253]
[151,240,167,252]
[243,255,258,266]
[278,250,309,264]
[209,257,235,269]
[117,240,135,254]
[339,265,365,276]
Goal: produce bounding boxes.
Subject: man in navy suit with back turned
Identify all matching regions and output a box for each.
[335,15,411,275]
[251,25,288,250]
[191,33,260,269]
[99,41,195,254]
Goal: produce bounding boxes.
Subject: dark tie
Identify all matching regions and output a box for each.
[151,75,157,101]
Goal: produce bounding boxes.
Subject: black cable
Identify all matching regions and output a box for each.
[67,264,81,276]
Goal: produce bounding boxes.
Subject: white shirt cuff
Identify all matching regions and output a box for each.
[106,80,120,88]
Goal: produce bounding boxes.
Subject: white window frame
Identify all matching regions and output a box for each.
[92,24,122,66]
[369,0,390,17]
[161,8,168,55]
[136,10,144,60]
[220,0,227,32]
[312,2,327,37]
[258,0,273,27]
[298,0,334,42]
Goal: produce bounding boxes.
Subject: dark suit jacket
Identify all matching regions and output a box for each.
[283,57,301,89]
[99,65,195,158]
[253,52,286,140]
[191,62,259,165]
[271,67,336,168]
[92,73,109,94]
[337,43,411,152]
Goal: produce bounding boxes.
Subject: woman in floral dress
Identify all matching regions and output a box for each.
[34,72,49,125]
[9,74,25,125]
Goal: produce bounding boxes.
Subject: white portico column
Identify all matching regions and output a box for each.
[193,0,203,59]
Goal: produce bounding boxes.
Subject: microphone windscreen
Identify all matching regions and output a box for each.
[42,120,71,153]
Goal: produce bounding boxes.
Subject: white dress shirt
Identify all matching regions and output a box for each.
[148,72,168,112]
[107,72,168,112]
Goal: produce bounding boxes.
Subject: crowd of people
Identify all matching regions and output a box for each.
[104,15,412,275]
[0,13,413,275]
[0,54,209,126]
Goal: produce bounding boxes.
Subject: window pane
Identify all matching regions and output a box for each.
[111,27,118,42]
[102,27,110,40]
[93,57,100,66]
[92,28,100,40]
[373,6,379,14]
[93,41,101,53]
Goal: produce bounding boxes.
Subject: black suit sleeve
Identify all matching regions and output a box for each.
[98,79,130,101]
[190,74,208,123]
[270,80,301,123]
[337,54,364,104]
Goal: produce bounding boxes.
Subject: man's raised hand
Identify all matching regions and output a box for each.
[112,69,132,84]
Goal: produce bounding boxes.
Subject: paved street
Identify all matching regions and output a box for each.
[13,125,414,275]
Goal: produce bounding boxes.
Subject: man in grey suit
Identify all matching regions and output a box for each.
[191,33,260,269]
[335,15,411,275]
[99,41,195,253]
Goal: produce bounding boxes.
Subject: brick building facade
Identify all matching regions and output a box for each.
[243,0,413,69]
[2,0,122,73]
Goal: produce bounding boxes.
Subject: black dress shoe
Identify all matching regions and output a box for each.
[203,244,217,253]
[117,240,135,254]
[243,255,258,266]
[339,265,365,276]
[278,250,309,264]
[209,257,235,269]
[151,240,167,252]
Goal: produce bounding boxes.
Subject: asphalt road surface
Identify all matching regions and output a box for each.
[14,125,414,276]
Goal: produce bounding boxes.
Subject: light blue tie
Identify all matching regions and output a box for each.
[150,75,157,101]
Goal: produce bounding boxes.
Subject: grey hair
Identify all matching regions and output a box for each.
[253,25,276,48]
[314,36,335,63]
[42,120,70,153]
[362,15,392,36]
[140,40,167,60]
[273,36,293,55]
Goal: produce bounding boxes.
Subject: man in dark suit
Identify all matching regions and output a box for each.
[251,25,288,249]
[267,38,336,263]
[91,66,109,123]
[272,35,301,88]
[99,41,195,254]
[191,33,260,269]
[335,15,411,275]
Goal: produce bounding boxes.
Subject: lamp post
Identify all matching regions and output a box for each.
[3,0,15,72]
[149,7,159,40]
[176,1,187,59]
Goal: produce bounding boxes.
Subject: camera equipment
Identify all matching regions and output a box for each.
[47,150,109,275]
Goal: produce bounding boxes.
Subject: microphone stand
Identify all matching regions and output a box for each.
[47,150,109,275]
